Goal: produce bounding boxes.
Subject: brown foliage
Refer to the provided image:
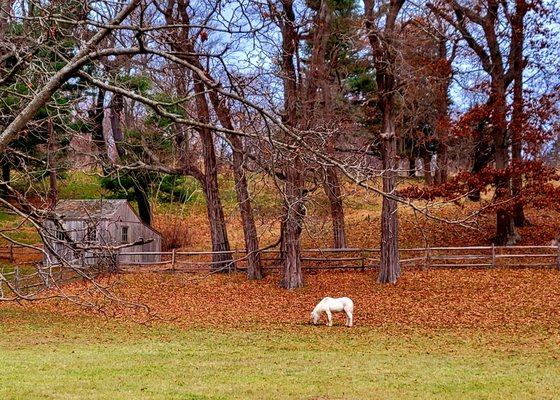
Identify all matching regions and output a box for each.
[25,268,560,334]
[154,214,191,251]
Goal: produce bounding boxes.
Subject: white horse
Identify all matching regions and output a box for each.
[311,297,354,327]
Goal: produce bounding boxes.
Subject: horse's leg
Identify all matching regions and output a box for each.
[326,310,333,327]
[347,312,353,327]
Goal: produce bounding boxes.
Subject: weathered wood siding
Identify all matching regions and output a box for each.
[106,202,161,264]
[43,201,161,266]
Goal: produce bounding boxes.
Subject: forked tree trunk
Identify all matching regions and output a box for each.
[378,108,400,284]
[207,90,262,279]
[198,114,233,272]
[280,158,305,289]
[323,166,347,248]
[164,0,233,272]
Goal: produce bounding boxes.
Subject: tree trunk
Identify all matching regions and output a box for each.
[206,90,262,279]
[511,3,528,227]
[492,89,519,246]
[408,157,416,177]
[0,159,10,198]
[323,166,347,248]
[133,183,152,226]
[364,0,403,284]
[47,119,58,207]
[163,1,233,272]
[109,93,153,227]
[230,137,261,279]
[468,132,494,201]
[277,0,304,288]
[280,157,305,289]
[494,166,519,245]
[378,107,400,284]
[434,143,448,185]
[422,151,433,185]
[200,126,233,272]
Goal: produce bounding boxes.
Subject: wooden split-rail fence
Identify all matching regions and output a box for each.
[117,244,560,272]
[2,244,559,297]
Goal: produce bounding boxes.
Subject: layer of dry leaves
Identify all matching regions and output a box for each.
[25,268,560,334]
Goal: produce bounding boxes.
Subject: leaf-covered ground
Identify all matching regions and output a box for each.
[23,268,560,335]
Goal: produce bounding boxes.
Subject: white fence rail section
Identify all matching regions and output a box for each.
[117,245,560,272]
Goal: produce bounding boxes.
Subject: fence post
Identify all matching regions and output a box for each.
[556,243,560,270]
[361,249,365,272]
[171,248,176,271]
[423,246,431,270]
[491,244,496,268]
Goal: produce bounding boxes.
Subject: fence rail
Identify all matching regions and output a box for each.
[0,244,43,264]
[2,244,559,297]
[118,244,560,272]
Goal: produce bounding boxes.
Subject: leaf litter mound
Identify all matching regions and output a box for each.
[30,268,560,334]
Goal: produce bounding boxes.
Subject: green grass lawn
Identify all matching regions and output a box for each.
[1,308,559,400]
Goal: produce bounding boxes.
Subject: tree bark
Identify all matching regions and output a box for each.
[492,88,519,245]
[47,119,58,208]
[163,0,233,271]
[364,0,404,283]
[109,94,153,226]
[133,183,152,226]
[511,0,528,227]
[434,143,448,185]
[422,151,433,185]
[89,88,109,167]
[408,157,416,177]
[378,107,401,283]
[280,157,305,289]
[323,166,347,248]
[277,0,305,288]
[198,106,233,272]
[468,129,494,201]
[206,87,262,279]
[0,159,9,198]
[230,136,262,279]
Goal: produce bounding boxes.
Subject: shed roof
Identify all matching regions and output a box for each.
[53,199,127,220]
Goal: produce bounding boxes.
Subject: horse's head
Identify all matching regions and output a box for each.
[311,311,320,325]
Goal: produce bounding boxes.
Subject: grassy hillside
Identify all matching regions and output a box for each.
[1,170,559,250]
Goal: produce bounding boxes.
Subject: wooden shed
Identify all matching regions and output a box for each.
[43,199,161,266]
